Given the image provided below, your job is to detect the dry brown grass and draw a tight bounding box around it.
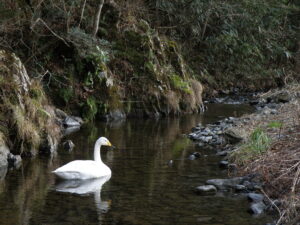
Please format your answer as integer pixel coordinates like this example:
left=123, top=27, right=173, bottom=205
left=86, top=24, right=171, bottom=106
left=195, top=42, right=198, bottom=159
left=230, top=85, right=300, bottom=224
left=190, top=79, right=204, bottom=110
left=163, top=90, right=180, bottom=114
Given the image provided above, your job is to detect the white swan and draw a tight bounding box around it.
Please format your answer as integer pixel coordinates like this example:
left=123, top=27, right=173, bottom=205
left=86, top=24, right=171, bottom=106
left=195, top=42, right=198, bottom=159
left=52, top=137, right=113, bottom=180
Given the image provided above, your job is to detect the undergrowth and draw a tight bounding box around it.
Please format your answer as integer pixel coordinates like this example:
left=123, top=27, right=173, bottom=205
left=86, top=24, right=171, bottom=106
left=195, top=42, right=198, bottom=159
left=230, top=128, right=271, bottom=165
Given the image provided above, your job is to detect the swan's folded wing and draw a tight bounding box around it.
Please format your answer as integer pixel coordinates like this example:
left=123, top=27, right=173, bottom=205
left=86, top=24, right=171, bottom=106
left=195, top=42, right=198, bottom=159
left=52, top=170, right=83, bottom=180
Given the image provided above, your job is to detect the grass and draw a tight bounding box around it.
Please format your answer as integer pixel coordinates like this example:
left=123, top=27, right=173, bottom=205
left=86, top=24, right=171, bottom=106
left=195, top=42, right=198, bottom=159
left=230, top=128, right=271, bottom=165
left=169, top=74, right=191, bottom=94
left=12, top=105, right=41, bottom=150
left=267, top=121, right=283, bottom=128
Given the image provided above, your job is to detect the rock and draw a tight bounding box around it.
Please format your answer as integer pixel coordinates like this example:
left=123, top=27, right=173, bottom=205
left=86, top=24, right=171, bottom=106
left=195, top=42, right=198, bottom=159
left=63, top=140, right=75, bottom=151
left=203, top=136, right=212, bottom=143
left=263, top=107, right=271, bottom=115
left=197, top=142, right=204, bottom=147
left=243, top=181, right=254, bottom=190
left=107, top=109, right=126, bottom=121
left=250, top=202, right=266, bottom=215
left=63, top=116, right=81, bottom=127
left=219, top=160, right=229, bottom=169
left=275, top=91, right=291, bottom=103
left=223, top=129, right=243, bottom=144
left=63, top=126, right=80, bottom=136
left=7, top=153, right=22, bottom=167
left=192, top=152, right=201, bottom=158
left=234, top=185, right=247, bottom=192
left=167, top=160, right=173, bottom=166
left=0, top=166, right=7, bottom=180
left=249, top=99, right=259, bottom=105
left=195, top=185, right=217, bottom=194
left=0, top=143, right=9, bottom=168
left=191, top=126, right=201, bottom=132
left=206, top=177, right=245, bottom=190
left=248, top=193, right=264, bottom=202
left=39, top=134, right=58, bottom=155
left=270, top=109, right=278, bottom=114
left=216, top=151, right=228, bottom=156
left=55, top=108, right=68, bottom=119
left=189, top=155, right=196, bottom=160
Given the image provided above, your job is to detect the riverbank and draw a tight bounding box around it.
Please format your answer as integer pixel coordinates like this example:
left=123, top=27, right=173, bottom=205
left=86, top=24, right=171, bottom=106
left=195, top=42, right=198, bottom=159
left=189, top=84, right=300, bottom=224
left=229, top=85, right=300, bottom=224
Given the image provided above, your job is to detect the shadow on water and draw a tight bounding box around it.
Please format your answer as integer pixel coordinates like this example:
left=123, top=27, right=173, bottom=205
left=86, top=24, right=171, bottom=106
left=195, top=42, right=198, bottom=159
left=0, top=104, right=274, bottom=225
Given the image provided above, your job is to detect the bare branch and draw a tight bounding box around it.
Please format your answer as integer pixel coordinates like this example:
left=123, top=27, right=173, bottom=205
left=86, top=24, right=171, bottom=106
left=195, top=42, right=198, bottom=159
left=78, top=0, right=87, bottom=28
left=31, top=18, right=69, bottom=47
left=93, top=0, right=105, bottom=38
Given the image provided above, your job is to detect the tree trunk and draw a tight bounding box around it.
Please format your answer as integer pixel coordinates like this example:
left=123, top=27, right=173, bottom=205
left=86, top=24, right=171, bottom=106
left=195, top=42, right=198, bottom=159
left=92, top=0, right=105, bottom=38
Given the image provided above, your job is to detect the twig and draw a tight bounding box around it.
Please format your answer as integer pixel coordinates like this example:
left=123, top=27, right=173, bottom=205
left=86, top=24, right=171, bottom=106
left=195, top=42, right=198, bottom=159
left=261, top=188, right=282, bottom=216
left=276, top=210, right=286, bottom=225
left=291, top=165, right=300, bottom=193
left=31, top=18, right=70, bottom=47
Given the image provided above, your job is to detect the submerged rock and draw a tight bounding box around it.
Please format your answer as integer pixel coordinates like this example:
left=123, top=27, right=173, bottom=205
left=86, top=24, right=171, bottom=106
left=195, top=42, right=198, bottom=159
left=250, top=202, right=266, bottom=215
left=216, top=150, right=228, bottom=156
left=247, top=193, right=264, bottom=203
left=234, top=185, right=247, bottom=192
left=189, top=154, right=196, bottom=160
left=7, top=153, right=22, bottom=168
left=63, top=140, right=75, bottom=151
left=192, top=152, right=201, bottom=158
left=63, top=116, right=82, bottom=127
left=0, top=143, right=9, bottom=168
left=219, top=160, right=229, bottom=169
left=39, top=134, right=58, bottom=155
left=206, top=177, right=245, bottom=190
left=195, top=185, right=217, bottom=194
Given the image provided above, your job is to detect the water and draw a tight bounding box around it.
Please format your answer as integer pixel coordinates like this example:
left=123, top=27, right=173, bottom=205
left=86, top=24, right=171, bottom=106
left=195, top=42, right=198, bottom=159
left=0, top=104, right=274, bottom=225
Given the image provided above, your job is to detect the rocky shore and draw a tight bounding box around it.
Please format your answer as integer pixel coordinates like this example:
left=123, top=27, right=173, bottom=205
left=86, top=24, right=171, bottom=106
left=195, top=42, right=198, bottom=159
left=188, top=86, right=300, bottom=224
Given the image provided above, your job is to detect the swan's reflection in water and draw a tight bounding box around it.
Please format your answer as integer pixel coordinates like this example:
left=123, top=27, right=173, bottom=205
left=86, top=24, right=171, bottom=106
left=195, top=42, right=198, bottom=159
left=55, top=175, right=111, bottom=214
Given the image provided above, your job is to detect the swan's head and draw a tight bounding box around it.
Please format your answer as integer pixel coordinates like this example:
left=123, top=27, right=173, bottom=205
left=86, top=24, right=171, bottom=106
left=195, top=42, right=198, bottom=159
left=97, top=137, right=112, bottom=147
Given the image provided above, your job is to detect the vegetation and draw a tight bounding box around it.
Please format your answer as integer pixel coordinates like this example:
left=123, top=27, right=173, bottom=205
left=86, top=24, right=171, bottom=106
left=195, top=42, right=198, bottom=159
left=147, top=0, right=299, bottom=90
left=0, top=0, right=298, bottom=120
left=0, top=50, right=60, bottom=156
left=230, top=128, right=271, bottom=165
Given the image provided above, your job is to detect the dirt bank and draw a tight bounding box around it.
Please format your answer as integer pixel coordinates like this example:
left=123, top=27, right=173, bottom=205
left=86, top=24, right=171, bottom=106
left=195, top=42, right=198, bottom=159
left=229, top=85, right=300, bottom=224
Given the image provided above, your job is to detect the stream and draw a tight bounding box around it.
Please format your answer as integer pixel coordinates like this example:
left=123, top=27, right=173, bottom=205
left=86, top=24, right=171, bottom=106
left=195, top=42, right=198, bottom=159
left=0, top=103, right=274, bottom=225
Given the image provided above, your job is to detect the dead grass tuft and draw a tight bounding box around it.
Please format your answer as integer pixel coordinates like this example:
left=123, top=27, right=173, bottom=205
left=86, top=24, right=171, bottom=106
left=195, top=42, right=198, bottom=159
left=163, top=90, right=179, bottom=114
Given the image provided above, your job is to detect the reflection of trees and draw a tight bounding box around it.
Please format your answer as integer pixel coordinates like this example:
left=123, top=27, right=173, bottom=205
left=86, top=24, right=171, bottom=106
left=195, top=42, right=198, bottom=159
left=0, top=114, right=208, bottom=225
left=0, top=156, right=57, bottom=225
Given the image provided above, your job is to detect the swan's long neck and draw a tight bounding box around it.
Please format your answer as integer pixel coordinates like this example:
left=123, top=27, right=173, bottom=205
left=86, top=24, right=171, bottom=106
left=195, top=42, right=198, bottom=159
left=94, top=141, right=103, bottom=163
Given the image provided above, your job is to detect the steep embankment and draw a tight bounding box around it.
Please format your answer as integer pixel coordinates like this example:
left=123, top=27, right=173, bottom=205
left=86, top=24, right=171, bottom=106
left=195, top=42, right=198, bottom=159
left=0, top=50, right=62, bottom=168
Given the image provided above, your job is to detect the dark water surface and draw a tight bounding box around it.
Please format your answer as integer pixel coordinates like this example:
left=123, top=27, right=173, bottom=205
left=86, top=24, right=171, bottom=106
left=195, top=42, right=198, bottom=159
left=0, top=104, right=274, bottom=225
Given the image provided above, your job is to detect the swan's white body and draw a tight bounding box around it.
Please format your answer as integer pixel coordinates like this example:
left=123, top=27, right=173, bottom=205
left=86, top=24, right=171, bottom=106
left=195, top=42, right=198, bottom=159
left=52, top=137, right=112, bottom=180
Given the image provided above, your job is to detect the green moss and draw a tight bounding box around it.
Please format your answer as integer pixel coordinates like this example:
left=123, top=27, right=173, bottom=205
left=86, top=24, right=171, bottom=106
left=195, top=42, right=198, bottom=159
left=169, top=74, right=191, bottom=94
